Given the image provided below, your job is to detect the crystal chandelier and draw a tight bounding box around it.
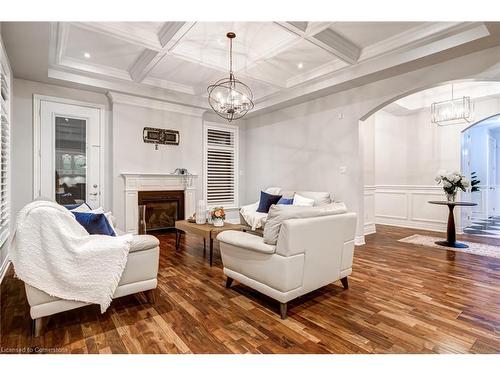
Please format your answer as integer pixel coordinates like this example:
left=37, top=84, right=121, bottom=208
left=207, top=32, right=254, bottom=122
left=431, top=84, right=473, bottom=126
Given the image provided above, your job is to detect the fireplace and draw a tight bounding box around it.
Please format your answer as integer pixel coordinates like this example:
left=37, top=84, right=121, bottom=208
left=138, top=190, right=185, bottom=234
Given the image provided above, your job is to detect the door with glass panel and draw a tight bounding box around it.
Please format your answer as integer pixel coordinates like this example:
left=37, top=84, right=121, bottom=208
left=37, top=99, right=102, bottom=208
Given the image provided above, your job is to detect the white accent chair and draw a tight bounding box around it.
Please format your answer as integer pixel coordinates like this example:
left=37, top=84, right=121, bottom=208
left=25, top=233, right=160, bottom=336
left=217, top=212, right=357, bottom=319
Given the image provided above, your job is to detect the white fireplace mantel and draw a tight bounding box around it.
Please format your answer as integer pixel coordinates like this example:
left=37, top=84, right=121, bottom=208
left=121, top=173, right=197, bottom=234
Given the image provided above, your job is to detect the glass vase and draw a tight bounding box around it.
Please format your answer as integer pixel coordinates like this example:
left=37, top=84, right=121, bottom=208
left=445, top=191, right=457, bottom=202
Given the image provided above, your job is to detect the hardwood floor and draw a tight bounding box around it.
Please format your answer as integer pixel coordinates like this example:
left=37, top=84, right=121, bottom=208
left=1, top=225, right=499, bottom=354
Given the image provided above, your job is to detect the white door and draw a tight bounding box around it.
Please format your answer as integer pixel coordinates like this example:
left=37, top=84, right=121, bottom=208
left=37, top=99, right=102, bottom=208
left=487, top=136, right=497, bottom=218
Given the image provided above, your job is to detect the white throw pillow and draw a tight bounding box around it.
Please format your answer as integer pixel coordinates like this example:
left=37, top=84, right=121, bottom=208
left=69, top=203, right=93, bottom=213
left=292, top=193, right=315, bottom=207
left=296, top=191, right=332, bottom=206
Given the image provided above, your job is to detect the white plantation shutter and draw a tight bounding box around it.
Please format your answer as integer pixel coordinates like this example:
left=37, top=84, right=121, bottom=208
left=204, top=124, right=238, bottom=208
left=0, top=58, right=10, bottom=246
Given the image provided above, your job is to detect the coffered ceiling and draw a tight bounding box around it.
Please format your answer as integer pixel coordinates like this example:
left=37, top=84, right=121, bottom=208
left=3, top=21, right=500, bottom=116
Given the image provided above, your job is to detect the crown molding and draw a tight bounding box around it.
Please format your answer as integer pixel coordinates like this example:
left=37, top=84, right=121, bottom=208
left=311, top=28, right=361, bottom=64
left=360, top=22, right=487, bottom=61
left=107, top=91, right=207, bottom=117
left=142, top=76, right=195, bottom=95
left=72, top=22, right=163, bottom=51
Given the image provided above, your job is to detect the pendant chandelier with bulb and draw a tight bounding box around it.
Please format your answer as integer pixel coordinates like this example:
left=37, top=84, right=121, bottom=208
left=207, top=32, right=254, bottom=122
left=431, top=84, right=474, bottom=126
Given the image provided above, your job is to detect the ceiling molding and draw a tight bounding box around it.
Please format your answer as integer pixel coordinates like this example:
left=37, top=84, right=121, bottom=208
left=158, top=22, right=195, bottom=48
left=276, top=21, right=360, bottom=64
left=142, top=76, right=195, bottom=95
left=287, top=22, right=308, bottom=32
left=57, top=57, right=133, bottom=81
left=310, top=28, right=361, bottom=64
left=55, top=23, right=70, bottom=65
left=48, top=68, right=209, bottom=109
left=128, top=22, right=196, bottom=84
left=251, top=24, right=497, bottom=115
left=360, top=22, right=485, bottom=60
left=107, top=91, right=207, bottom=117
left=72, top=22, right=163, bottom=51
left=129, top=49, right=163, bottom=82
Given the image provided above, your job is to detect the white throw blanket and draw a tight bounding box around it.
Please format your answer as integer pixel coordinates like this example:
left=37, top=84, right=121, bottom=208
left=10, top=200, right=133, bottom=313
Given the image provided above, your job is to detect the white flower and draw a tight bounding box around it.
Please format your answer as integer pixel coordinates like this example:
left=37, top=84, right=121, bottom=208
left=435, top=176, right=442, bottom=183
left=443, top=180, right=452, bottom=188
left=453, top=174, right=460, bottom=183
left=446, top=173, right=455, bottom=182
left=462, top=178, right=470, bottom=188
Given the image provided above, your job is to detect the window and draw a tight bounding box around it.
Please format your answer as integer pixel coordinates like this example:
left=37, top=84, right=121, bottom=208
left=0, top=57, right=10, bottom=247
left=204, top=123, right=239, bottom=209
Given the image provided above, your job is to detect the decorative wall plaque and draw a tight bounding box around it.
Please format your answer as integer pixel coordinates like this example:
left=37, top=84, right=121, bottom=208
left=143, top=127, right=180, bottom=145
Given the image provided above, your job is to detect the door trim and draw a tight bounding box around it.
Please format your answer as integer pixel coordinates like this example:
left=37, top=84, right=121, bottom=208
left=33, top=95, right=106, bottom=208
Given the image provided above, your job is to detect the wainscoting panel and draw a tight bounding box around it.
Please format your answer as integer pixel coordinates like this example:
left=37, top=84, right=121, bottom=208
left=364, top=186, right=376, bottom=235
left=365, top=185, right=455, bottom=233
left=374, top=190, right=408, bottom=220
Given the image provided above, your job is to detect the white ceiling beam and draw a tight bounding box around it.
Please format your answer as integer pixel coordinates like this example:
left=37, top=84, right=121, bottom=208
left=158, top=22, right=195, bottom=48
left=129, top=49, right=163, bottom=83
left=309, top=28, right=361, bottom=64
left=276, top=21, right=360, bottom=64
left=72, top=22, right=163, bottom=50
left=128, top=22, right=196, bottom=83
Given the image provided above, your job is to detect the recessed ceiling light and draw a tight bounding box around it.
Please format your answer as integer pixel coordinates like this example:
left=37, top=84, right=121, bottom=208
left=297, top=62, right=304, bottom=69
left=83, top=52, right=91, bottom=59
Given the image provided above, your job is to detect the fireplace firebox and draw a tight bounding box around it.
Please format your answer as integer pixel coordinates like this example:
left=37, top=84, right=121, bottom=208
left=138, top=190, right=184, bottom=234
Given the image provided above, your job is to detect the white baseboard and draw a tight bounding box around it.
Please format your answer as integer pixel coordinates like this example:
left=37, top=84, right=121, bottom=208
left=0, top=258, right=11, bottom=285
left=364, top=223, right=376, bottom=236
left=354, top=235, right=365, bottom=246
left=375, top=217, right=447, bottom=233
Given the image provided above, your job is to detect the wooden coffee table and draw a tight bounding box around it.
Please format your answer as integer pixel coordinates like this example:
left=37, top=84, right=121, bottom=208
left=174, top=220, right=246, bottom=266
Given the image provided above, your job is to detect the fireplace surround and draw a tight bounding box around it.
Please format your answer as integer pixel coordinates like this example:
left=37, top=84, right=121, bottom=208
left=121, top=173, right=197, bottom=234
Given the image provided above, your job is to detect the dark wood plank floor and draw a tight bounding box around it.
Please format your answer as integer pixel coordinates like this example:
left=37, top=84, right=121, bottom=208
left=1, top=225, right=499, bottom=354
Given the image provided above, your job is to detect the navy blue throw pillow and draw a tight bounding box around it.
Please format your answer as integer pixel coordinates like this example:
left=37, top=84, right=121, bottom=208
left=256, top=191, right=282, bottom=213
left=277, top=197, right=294, bottom=205
left=72, top=212, right=116, bottom=236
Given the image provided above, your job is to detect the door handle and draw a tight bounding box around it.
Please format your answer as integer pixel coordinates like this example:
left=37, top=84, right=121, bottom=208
left=89, top=192, right=98, bottom=196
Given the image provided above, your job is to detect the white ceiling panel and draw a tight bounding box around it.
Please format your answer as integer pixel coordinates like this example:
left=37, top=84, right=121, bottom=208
left=171, top=22, right=297, bottom=72
left=65, top=25, right=146, bottom=70
left=330, top=22, right=427, bottom=48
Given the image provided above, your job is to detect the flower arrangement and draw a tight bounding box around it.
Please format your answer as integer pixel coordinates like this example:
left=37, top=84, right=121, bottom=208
left=210, top=207, right=225, bottom=226
left=435, top=170, right=470, bottom=202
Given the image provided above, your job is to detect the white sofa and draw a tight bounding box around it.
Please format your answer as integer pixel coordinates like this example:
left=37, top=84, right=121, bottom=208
left=25, top=233, right=160, bottom=336
left=239, top=188, right=335, bottom=232
left=217, top=211, right=357, bottom=319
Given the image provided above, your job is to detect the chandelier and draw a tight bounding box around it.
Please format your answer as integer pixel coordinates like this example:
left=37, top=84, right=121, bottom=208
left=207, top=32, right=254, bottom=122
left=431, top=84, right=473, bottom=126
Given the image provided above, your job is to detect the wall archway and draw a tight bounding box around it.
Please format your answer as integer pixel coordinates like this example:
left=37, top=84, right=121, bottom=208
left=359, top=79, right=500, bottom=238
left=359, top=78, right=500, bottom=122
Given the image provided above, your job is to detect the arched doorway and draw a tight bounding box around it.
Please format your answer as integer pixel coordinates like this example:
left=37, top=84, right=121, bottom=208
left=360, top=81, right=500, bottom=238
left=461, top=113, right=500, bottom=237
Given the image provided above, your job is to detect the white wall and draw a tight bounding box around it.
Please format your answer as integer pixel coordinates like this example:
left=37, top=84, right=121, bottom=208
left=362, top=96, right=500, bottom=232
left=111, top=103, right=204, bottom=229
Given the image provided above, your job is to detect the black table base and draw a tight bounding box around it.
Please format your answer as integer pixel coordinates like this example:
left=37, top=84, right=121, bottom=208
left=434, top=240, right=469, bottom=249
left=428, top=200, right=477, bottom=250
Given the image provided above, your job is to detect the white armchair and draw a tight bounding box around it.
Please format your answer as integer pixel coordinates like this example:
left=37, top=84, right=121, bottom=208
left=217, top=212, right=357, bottom=319
left=25, top=234, right=160, bottom=336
